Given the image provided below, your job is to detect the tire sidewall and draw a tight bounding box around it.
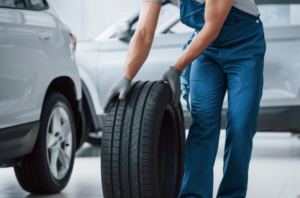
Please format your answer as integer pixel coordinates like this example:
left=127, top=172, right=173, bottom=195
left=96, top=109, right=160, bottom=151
left=146, top=83, right=174, bottom=197
left=150, top=83, right=186, bottom=198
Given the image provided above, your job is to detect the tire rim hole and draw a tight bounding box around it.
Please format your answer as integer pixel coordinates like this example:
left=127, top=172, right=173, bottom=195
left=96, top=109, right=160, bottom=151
left=158, top=106, right=178, bottom=197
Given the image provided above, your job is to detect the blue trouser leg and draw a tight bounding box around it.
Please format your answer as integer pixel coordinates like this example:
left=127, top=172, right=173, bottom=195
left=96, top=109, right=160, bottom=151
left=179, top=48, right=264, bottom=198
left=178, top=1, right=266, bottom=197
left=179, top=52, right=227, bottom=198
left=216, top=44, right=264, bottom=198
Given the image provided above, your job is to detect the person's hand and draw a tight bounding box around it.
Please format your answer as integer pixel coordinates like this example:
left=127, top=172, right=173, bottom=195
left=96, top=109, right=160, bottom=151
left=103, top=76, right=131, bottom=113
left=158, top=66, right=182, bottom=107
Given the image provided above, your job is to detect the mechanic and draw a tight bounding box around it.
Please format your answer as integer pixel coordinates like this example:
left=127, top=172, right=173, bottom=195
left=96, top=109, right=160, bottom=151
left=103, top=0, right=266, bottom=197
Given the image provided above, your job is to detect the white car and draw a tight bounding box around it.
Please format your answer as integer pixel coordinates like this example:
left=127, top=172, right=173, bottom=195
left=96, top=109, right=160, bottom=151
left=0, top=0, right=84, bottom=194
left=77, top=1, right=300, bottom=145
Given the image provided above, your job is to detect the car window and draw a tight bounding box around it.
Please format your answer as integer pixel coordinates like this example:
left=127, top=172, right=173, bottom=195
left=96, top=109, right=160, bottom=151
left=0, top=0, right=25, bottom=8
left=258, top=4, right=300, bottom=27
left=131, top=3, right=178, bottom=33
left=166, top=4, right=300, bottom=34
left=29, top=0, right=47, bottom=10
left=0, top=0, right=48, bottom=10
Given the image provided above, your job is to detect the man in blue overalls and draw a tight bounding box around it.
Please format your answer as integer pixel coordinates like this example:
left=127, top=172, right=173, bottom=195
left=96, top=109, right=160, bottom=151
left=103, top=0, right=266, bottom=197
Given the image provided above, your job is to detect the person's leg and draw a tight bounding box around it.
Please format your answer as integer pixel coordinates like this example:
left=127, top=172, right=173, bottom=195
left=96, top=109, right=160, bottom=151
left=179, top=53, right=226, bottom=198
left=216, top=48, right=264, bottom=198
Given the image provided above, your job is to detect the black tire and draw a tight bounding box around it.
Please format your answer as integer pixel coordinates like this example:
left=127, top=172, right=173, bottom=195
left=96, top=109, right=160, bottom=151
left=86, top=132, right=102, bottom=146
left=101, top=81, right=185, bottom=198
left=14, top=92, right=76, bottom=194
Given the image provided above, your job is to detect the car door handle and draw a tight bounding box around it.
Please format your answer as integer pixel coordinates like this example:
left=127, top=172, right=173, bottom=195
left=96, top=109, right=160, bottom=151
left=37, top=31, right=51, bottom=40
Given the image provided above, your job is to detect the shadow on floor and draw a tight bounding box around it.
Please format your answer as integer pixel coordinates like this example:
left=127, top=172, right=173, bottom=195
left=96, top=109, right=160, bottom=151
left=75, top=143, right=101, bottom=157
left=26, top=194, right=66, bottom=198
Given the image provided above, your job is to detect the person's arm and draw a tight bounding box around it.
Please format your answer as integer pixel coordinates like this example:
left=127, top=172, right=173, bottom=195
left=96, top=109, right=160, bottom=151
left=157, top=0, right=233, bottom=106
left=172, top=0, right=234, bottom=72
left=103, top=1, right=161, bottom=112
left=122, top=1, right=162, bottom=79
left=103, top=0, right=234, bottom=112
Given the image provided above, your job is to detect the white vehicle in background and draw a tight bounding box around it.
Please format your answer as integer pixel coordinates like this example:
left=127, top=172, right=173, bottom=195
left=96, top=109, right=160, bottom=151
left=0, top=0, right=84, bottom=194
left=77, top=1, right=300, bottom=146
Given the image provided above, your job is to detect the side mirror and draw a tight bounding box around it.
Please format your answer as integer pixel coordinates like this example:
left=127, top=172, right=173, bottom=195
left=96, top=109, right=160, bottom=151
left=116, top=20, right=131, bottom=40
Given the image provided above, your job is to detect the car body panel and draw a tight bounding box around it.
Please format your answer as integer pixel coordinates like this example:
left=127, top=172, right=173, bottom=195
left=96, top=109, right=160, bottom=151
left=77, top=67, right=102, bottom=115
left=0, top=121, right=39, bottom=161
left=76, top=42, right=102, bottom=114
left=260, top=26, right=300, bottom=107
left=0, top=3, right=81, bottom=129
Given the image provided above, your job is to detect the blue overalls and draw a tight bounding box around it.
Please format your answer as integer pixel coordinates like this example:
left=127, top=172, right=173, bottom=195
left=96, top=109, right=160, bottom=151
left=178, top=0, right=266, bottom=198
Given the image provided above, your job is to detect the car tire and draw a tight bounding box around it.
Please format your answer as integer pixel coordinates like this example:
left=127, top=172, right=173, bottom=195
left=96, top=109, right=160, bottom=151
left=14, top=92, right=76, bottom=194
left=101, top=81, right=185, bottom=198
left=86, top=132, right=102, bottom=146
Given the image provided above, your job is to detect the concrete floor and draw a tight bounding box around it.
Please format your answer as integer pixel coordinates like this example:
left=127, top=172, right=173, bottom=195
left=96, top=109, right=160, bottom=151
left=0, top=130, right=300, bottom=198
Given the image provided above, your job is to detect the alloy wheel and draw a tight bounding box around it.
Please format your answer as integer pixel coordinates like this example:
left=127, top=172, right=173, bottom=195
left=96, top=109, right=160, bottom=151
left=46, top=103, right=73, bottom=180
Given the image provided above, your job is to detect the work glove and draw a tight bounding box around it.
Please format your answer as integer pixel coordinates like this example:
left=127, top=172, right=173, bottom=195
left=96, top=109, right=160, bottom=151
left=103, top=76, right=131, bottom=113
left=158, top=66, right=182, bottom=107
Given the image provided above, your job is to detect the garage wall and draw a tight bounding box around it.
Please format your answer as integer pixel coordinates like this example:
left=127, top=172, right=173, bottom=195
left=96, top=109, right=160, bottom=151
left=50, top=1, right=300, bottom=41
left=50, top=0, right=142, bottom=41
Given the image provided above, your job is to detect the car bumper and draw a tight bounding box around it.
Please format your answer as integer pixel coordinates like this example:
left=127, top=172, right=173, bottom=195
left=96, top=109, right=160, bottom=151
left=183, top=106, right=300, bottom=132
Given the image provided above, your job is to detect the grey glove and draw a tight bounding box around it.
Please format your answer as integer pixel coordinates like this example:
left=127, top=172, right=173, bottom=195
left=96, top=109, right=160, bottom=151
left=103, top=76, right=131, bottom=113
left=158, top=66, right=182, bottom=107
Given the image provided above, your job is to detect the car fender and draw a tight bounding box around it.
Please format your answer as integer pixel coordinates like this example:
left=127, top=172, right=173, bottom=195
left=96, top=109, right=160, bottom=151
left=78, top=67, right=102, bottom=115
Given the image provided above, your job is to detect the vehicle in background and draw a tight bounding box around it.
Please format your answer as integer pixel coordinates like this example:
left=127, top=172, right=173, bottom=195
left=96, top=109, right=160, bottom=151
left=0, top=0, right=84, bottom=194
left=76, top=1, right=300, bottom=146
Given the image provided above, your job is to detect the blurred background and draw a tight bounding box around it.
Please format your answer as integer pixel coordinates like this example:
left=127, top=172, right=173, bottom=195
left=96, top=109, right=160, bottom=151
left=52, top=1, right=300, bottom=40
left=52, top=0, right=142, bottom=41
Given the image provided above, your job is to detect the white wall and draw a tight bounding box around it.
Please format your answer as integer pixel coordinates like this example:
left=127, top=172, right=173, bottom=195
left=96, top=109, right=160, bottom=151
left=51, top=0, right=142, bottom=41
left=51, top=1, right=300, bottom=40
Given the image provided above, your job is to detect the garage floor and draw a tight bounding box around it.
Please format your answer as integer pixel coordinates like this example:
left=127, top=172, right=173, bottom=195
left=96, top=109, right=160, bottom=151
left=0, top=130, right=300, bottom=198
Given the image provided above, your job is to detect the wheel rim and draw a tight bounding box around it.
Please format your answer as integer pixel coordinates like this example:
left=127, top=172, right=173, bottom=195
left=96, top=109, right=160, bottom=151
left=46, top=103, right=73, bottom=180
left=88, top=131, right=102, bottom=139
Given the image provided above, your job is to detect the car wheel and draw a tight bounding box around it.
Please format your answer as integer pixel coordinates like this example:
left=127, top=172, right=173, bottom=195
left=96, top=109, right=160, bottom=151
left=101, top=81, right=186, bottom=198
left=14, top=92, right=76, bottom=194
left=86, top=131, right=102, bottom=146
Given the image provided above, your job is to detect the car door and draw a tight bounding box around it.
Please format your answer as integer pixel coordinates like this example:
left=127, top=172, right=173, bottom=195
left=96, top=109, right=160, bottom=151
left=97, top=3, right=194, bottom=108
left=0, top=0, right=53, bottom=129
